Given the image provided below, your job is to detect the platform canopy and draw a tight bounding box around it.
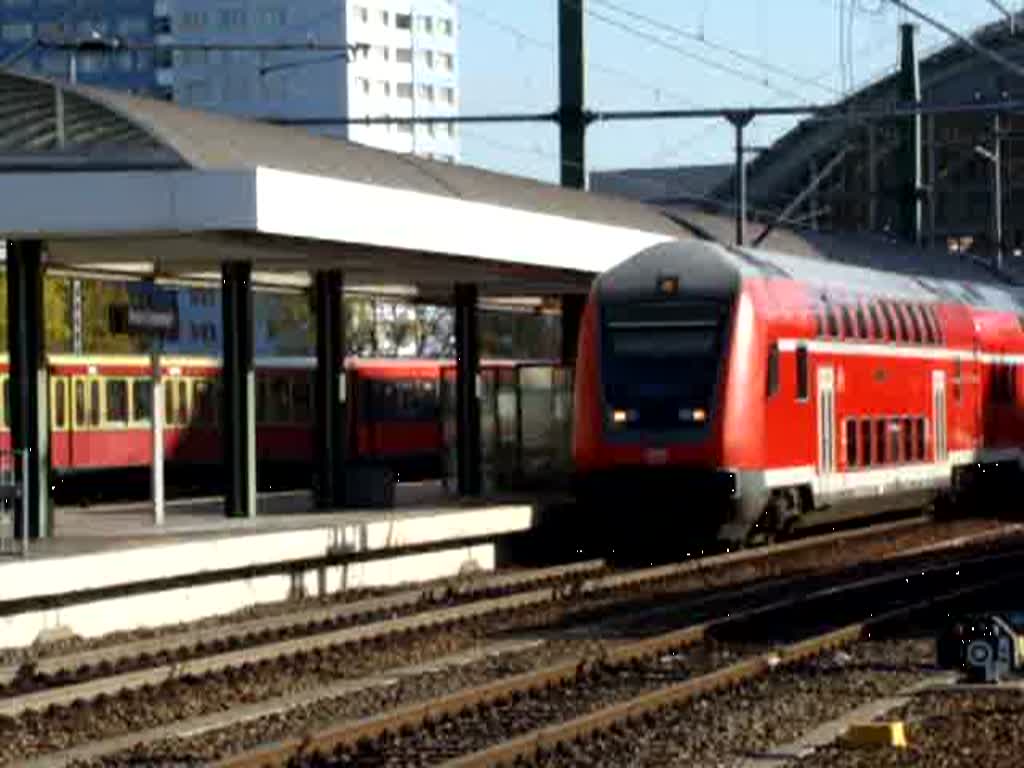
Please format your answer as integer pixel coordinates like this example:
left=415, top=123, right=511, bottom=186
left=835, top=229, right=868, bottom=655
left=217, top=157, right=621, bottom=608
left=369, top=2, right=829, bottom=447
left=0, top=69, right=699, bottom=300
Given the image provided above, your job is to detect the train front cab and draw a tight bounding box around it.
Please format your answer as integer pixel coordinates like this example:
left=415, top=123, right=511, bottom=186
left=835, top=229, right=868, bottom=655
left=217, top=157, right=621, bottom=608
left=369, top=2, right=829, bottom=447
left=572, top=241, right=757, bottom=549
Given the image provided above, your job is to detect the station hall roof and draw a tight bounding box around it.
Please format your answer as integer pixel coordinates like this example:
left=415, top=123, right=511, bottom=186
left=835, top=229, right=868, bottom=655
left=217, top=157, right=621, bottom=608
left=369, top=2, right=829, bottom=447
left=0, top=69, right=696, bottom=299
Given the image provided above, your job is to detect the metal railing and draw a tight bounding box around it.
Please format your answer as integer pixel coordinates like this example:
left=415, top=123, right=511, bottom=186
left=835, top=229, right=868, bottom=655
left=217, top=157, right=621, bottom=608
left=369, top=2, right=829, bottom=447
left=0, top=449, right=29, bottom=556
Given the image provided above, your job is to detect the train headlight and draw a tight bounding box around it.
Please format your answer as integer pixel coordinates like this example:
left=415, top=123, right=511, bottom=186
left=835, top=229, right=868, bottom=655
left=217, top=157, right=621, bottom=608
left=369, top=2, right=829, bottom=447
left=692, top=408, right=707, bottom=422
left=612, top=409, right=629, bottom=424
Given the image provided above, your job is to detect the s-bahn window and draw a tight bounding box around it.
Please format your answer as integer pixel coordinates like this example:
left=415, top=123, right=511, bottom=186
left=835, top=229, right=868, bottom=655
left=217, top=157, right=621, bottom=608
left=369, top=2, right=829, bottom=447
left=164, top=380, right=175, bottom=426
left=53, top=379, right=66, bottom=429
left=256, top=379, right=269, bottom=424
left=766, top=344, right=779, bottom=397
left=845, top=419, right=858, bottom=467
left=177, top=380, right=188, bottom=424
left=839, top=305, right=855, bottom=339
left=880, top=302, right=898, bottom=341
left=854, top=304, right=869, bottom=339
left=133, top=379, right=150, bottom=422
left=193, top=380, right=216, bottom=425
left=916, top=417, right=926, bottom=460
left=269, top=377, right=291, bottom=423
left=75, top=380, right=87, bottom=428
left=875, top=419, right=887, bottom=464
left=293, top=376, right=311, bottom=423
left=89, top=380, right=101, bottom=427
left=796, top=345, right=809, bottom=400
left=105, top=379, right=128, bottom=424
left=903, top=417, right=914, bottom=462
left=929, top=306, right=944, bottom=343
left=907, top=305, right=924, bottom=344
left=860, top=418, right=873, bottom=467
left=2, top=378, right=8, bottom=429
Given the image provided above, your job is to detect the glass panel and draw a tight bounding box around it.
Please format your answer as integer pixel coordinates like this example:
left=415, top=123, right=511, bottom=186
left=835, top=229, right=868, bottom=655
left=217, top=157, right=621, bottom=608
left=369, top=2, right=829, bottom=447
left=293, top=375, right=311, bottom=422
left=875, top=419, right=887, bottom=463
left=903, top=417, right=914, bottom=462
left=270, top=376, right=290, bottom=422
left=194, top=380, right=216, bottom=425
left=860, top=419, right=872, bottom=467
left=916, top=417, right=926, bottom=460
left=177, top=380, right=188, bottom=424
left=133, top=379, right=151, bottom=422
left=54, top=379, right=66, bottom=429
left=164, top=380, right=175, bottom=426
left=845, top=419, right=857, bottom=467
left=89, top=380, right=101, bottom=426
left=75, top=380, right=86, bottom=427
left=2, top=378, right=7, bottom=429
left=105, top=379, right=128, bottom=423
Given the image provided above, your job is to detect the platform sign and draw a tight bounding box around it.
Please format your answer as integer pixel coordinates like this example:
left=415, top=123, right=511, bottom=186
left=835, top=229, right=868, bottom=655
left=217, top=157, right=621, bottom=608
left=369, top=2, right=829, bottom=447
left=110, top=285, right=179, bottom=337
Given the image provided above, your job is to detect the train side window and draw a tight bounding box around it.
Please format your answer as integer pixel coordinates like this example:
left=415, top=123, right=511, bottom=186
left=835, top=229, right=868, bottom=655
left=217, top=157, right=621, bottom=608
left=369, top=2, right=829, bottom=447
left=1, top=377, right=6, bottom=429
left=928, top=306, right=944, bottom=344
left=875, top=419, right=887, bottom=464
left=888, top=420, right=901, bottom=463
left=907, top=305, right=924, bottom=344
left=920, top=305, right=937, bottom=345
left=839, top=305, right=855, bottom=339
left=194, top=380, right=216, bottom=425
left=845, top=419, right=858, bottom=468
left=105, top=379, right=128, bottom=424
left=860, top=418, right=873, bottom=467
left=293, top=375, right=312, bottom=422
left=814, top=310, right=824, bottom=338
left=164, top=380, right=175, bottom=426
left=53, top=379, right=67, bottom=429
left=177, top=380, right=188, bottom=424
left=256, top=378, right=269, bottom=424
left=133, top=379, right=151, bottom=422
left=270, top=377, right=290, bottom=423
left=854, top=304, right=869, bottom=339
left=866, top=303, right=883, bottom=340
left=903, top=416, right=914, bottom=462
left=880, top=302, right=898, bottom=341
left=766, top=344, right=779, bottom=397
left=75, top=380, right=87, bottom=428
left=893, top=303, right=910, bottom=343
left=795, top=345, right=809, bottom=401
left=826, top=305, right=840, bottom=338
left=915, top=416, right=926, bottom=460
left=89, top=380, right=101, bottom=427
left=953, top=357, right=963, bottom=402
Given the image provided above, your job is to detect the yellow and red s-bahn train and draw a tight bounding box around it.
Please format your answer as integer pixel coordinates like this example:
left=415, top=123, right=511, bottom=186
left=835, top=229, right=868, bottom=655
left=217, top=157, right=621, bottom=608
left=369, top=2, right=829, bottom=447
left=0, top=354, right=451, bottom=492
left=573, top=239, right=1024, bottom=546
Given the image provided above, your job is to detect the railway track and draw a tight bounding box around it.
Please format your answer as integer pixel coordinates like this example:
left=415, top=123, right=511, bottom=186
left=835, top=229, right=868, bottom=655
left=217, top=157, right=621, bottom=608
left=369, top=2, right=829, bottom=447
left=5, top=516, right=1018, bottom=766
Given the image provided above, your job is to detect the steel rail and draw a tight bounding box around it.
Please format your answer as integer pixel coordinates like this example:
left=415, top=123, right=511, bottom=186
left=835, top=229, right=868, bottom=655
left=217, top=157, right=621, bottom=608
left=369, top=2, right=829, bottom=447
left=213, top=540, right=1024, bottom=768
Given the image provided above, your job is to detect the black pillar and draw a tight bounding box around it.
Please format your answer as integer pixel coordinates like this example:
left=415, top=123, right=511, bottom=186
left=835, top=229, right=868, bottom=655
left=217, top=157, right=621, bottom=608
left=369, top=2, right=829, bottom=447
left=454, top=283, right=481, bottom=497
left=897, top=22, right=922, bottom=245
left=558, top=0, right=586, bottom=189
left=221, top=261, right=255, bottom=518
left=560, top=293, right=585, bottom=366
left=314, top=269, right=346, bottom=508
left=7, top=240, right=49, bottom=539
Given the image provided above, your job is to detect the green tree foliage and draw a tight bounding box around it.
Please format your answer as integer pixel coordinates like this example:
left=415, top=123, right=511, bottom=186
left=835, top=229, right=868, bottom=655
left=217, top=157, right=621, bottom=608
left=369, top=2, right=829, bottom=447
left=0, top=272, right=77, bottom=352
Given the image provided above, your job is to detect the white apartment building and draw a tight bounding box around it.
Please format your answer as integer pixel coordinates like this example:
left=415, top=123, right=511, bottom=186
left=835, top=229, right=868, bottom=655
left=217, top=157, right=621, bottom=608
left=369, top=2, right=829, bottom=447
left=168, top=0, right=460, bottom=161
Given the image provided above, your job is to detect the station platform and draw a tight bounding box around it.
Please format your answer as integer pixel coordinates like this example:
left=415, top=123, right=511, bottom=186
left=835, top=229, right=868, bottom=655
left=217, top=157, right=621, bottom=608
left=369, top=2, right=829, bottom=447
left=0, top=482, right=538, bottom=649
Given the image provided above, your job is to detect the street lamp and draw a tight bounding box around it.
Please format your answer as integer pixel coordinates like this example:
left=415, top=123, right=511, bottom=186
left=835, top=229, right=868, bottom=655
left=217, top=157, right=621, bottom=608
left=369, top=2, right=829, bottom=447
left=974, top=119, right=1004, bottom=272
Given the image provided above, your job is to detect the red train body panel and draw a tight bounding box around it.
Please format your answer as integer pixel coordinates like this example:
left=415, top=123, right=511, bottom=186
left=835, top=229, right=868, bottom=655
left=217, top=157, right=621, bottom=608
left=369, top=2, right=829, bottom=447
left=573, top=240, right=1024, bottom=543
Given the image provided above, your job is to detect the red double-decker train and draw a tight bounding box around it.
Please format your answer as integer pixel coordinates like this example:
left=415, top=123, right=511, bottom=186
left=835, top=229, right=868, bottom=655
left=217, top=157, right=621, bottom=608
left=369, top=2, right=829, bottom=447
left=573, top=239, right=1024, bottom=546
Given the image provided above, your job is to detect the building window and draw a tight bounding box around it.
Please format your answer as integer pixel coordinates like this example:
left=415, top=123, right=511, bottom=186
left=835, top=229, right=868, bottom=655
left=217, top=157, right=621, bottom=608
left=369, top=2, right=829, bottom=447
left=396, top=13, right=412, bottom=29
left=446, top=122, right=455, bottom=138
left=255, top=8, right=287, bottom=27
left=417, top=83, right=434, bottom=100
left=117, top=17, right=149, bottom=37
left=418, top=15, right=433, bottom=33
left=354, top=5, right=368, bottom=23
left=397, top=122, right=413, bottom=134
left=374, top=45, right=390, bottom=61
left=218, top=8, right=246, bottom=30
left=377, top=80, right=391, bottom=97
left=441, top=86, right=455, bottom=104
left=440, top=52, right=454, bottom=71
left=396, top=82, right=413, bottom=99
left=396, top=48, right=412, bottom=63
left=440, top=18, right=453, bottom=35
left=419, top=50, right=434, bottom=68
left=355, top=76, right=370, bottom=94
left=179, top=11, right=208, bottom=31
left=1, top=23, right=33, bottom=42
left=379, top=9, right=390, bottom=25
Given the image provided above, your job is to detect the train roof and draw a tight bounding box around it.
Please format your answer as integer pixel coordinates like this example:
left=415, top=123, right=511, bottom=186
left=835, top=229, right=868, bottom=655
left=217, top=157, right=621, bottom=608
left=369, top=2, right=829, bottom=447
left=601, top=239, right=1024, bottom=314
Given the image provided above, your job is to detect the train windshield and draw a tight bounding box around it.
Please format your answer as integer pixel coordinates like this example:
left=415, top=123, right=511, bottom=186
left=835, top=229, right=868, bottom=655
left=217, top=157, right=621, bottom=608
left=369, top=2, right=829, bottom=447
left=601, top=303, right=727, bottom=430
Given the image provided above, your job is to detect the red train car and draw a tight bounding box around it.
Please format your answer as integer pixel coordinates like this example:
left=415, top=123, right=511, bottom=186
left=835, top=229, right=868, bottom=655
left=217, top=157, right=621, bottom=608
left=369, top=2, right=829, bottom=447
left=0, top=355, right=449, bottom=488
left=573, top=240, right=1024, bottom=546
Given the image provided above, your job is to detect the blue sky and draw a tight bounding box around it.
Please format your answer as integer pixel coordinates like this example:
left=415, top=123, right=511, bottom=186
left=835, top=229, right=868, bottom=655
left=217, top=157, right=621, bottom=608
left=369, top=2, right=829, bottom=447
left=456, top=0, right=1007, bottom=183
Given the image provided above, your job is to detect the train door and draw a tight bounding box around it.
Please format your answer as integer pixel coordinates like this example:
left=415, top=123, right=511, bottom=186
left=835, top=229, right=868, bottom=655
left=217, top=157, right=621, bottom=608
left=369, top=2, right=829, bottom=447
left=70, top=375, right=101, bottom=468
left=816, top=366, right=835, bottom=475
left=932, top=370, right=948, bottom=462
